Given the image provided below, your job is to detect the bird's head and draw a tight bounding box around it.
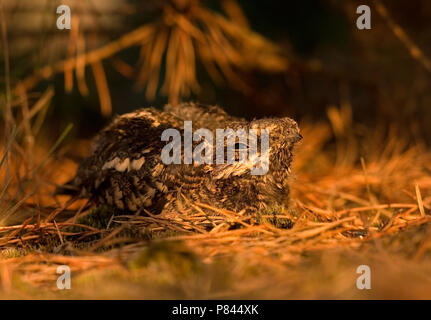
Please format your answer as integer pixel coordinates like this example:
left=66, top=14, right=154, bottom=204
left=207, top=117, right=302, bottom=179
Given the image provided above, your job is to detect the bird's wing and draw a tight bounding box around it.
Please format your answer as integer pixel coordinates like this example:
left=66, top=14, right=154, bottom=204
left=163, top=102, right=244, bottom=131
left=56, top=108, right=182, bottom=210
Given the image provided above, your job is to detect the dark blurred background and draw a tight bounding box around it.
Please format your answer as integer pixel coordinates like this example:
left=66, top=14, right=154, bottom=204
left=1, top=0, right=431, bottom=143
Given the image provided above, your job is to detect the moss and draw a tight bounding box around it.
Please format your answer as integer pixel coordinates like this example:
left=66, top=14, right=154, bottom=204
left=256, top=204, right=295, bottom=229
left=63, top=206, right=123, bottom=245
left=76, top=205, right=119, bottom=230
left=0, top=247, right=29, bottom=259
left=140, top=228, right=187, bottom=240
left=128, top=241, right=201, bottom=276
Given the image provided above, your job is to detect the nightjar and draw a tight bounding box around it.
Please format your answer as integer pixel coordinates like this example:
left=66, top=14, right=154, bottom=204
left=56, top=103, right=302, bottom=214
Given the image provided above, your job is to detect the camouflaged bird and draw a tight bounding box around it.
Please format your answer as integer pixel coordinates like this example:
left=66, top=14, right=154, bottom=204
left=56, top=103, right=302, bottom=214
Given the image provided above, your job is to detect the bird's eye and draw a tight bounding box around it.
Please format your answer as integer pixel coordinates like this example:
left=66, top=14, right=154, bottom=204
left=234, top=143, right=248, bottom=150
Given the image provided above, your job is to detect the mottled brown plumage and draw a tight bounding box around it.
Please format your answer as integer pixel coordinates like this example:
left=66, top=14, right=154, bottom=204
left=57, top=102, right=302, bottom=214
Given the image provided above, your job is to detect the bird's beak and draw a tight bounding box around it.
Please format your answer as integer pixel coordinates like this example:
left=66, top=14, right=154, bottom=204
left=294, top=133, right=303, bottom=143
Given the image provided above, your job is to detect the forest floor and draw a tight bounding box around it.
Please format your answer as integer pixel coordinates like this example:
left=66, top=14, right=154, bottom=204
left=0, top=118, right=431, bottom=299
